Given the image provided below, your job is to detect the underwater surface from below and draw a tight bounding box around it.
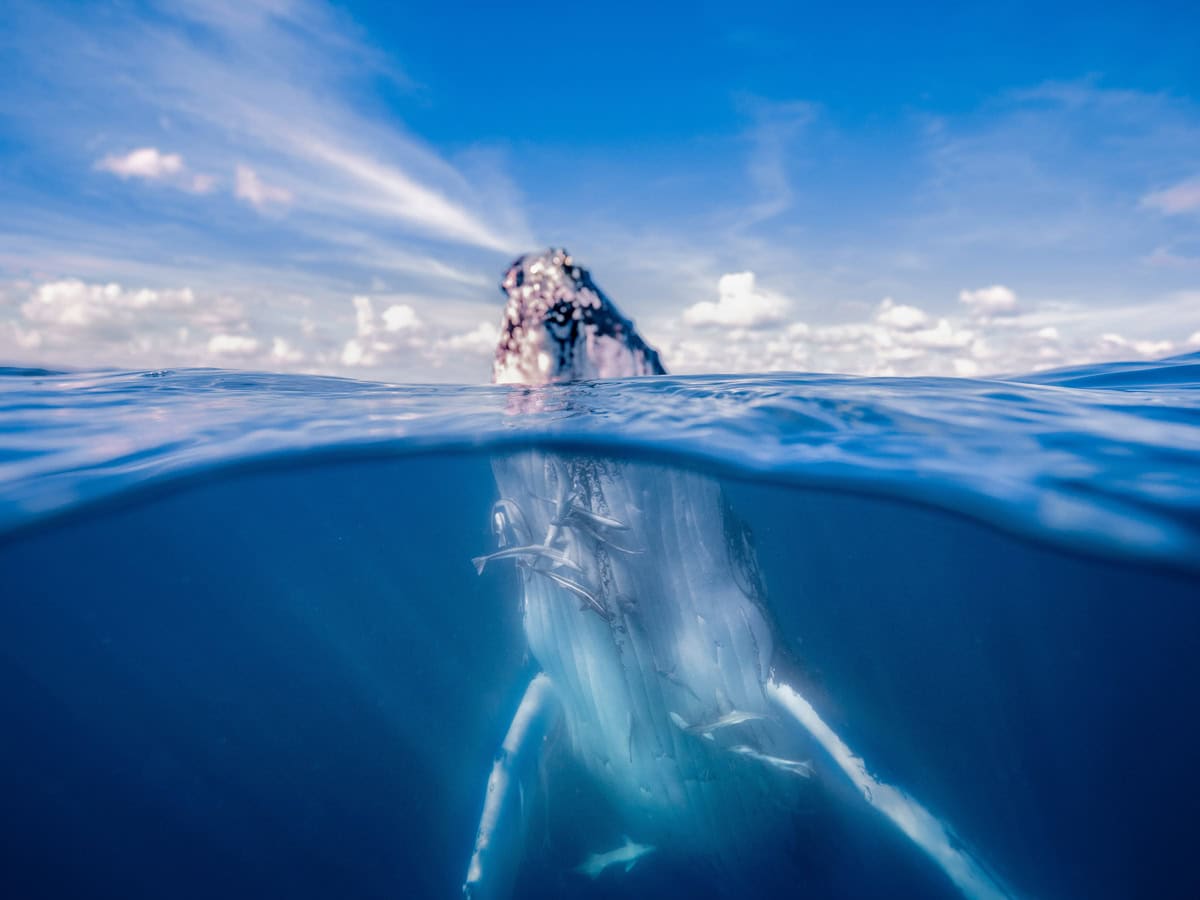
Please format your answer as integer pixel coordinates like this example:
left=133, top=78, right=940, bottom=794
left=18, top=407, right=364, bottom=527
left=1, top=355, right=1198, bottom=898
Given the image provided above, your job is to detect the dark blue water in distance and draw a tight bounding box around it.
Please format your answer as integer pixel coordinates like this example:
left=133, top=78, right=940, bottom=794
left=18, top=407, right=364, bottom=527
left=1, top=354, right=1198, bottom=899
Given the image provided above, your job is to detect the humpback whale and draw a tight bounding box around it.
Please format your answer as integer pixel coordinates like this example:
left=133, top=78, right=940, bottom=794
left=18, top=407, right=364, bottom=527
left=464, top=249, right=1016, bottom=899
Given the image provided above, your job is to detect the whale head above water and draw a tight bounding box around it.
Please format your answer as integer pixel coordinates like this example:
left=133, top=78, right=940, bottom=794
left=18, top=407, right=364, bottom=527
left=493, top=247, right=666, bottom=385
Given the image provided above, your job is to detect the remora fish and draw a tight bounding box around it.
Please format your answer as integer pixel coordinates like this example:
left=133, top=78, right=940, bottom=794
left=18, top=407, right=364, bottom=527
left=556, top=502, right=630, bottom=532
left=530, top=567, right=610, bottom=621
left=728, top=743, right=815, bottom=778
left=669, top=709, right=769, bottom=736
left=574, top=835, right=656, bottom=879
left=463, top=249, right=1017, bottom=900
left=471, top=544, right=583, bottom=576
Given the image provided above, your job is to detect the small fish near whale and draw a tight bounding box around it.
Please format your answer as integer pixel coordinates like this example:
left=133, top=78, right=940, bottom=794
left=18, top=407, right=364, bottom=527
left=574, top=835, right=656, bottom=879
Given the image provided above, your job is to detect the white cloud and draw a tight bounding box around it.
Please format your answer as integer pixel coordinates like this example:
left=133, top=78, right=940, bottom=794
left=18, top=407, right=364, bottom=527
left=4, top=321, right=43, bottom=350
left=338, top=294, right=423, bottom=367
left=95, top=147, right=217, bottom=194
left=96, top=147, right=184, bottom=180
left=657, top=281, right=1197, bottom=378
left=6, top=269, right=1196, bottom=384
left=1137, top=339, right=1174, bottom=357
left=953, top=358, right=981, bottom=377
left=339, top=338, right=370, bottom=367
left=1, top=277, right=273, bottom=370
left=21, top=279, right=194, bottom=328
left=683, top=272, right=788, bottom=328
left=381, top=303, right=420, bottom=332
left=1141, top=176, right=1200, bottom=215
left=435, top=321, right=498, bottom=354
left=235, top=164, right=293, bottom=210
left=904, top=318, right=975, bottom=350
left=875, top=298, right=929, bottom=330
left=207, top=333, right=260, bottom=355
left=1097, top=332, right=1175, bottom=358
left=959, top=285, right=1018, bottom=315
left=270, top=336, right=304, bottom=363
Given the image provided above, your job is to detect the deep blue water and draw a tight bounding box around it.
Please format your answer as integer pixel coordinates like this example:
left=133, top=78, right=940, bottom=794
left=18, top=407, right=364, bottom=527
left=1, top=354, right=1199, bottom=899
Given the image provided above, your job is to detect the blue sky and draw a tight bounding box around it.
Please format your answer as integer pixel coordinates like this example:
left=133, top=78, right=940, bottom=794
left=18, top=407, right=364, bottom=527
left=1, top=0, right=1199, bottom=381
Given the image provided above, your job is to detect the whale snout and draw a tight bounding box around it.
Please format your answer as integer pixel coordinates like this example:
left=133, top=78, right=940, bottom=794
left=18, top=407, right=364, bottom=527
left=492, top=247, right=665, bottom=385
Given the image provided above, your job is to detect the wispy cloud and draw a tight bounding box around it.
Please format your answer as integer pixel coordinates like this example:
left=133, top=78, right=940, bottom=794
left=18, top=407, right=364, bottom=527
left=278, top=135, right=516, bottom=250
left=1144, top=245, right=1200, bottom=268
left=235, top=165, right=293, bottom=211
left=119, top=1, right=527, bottom=253
left=921, top=82, right=1200, bottom=253
left=1142, top=176, right=1200, bottom=215
left=3, top=0, right=530, bottom=273
left=735, top=96, right=817, bottom=229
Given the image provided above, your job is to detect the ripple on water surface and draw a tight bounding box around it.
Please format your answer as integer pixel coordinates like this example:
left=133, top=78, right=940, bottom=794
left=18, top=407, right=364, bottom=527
left=0, top=355, right=1198, bottom=570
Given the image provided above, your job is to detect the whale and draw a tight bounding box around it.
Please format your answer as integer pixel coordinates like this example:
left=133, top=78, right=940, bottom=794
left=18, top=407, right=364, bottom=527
left=463, top=249, right=1017, bottom=899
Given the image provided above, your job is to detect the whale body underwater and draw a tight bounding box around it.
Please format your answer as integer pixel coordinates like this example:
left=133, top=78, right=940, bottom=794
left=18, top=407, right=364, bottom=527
left=462, top=249, right=1017, bottom=900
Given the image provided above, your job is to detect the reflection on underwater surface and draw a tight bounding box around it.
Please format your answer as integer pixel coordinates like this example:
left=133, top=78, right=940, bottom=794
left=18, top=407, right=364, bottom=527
left=0, top=454, right=1196, bottom=899
left=1, top=357, right=1199, bottom=569
left=0, top=359, right=1198, bottom=898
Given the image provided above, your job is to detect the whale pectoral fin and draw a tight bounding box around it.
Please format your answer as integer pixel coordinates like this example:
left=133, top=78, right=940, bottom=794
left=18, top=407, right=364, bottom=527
left=765, top=677, right=1014, bottom=900
left=463, top=673, right=559, bottom=900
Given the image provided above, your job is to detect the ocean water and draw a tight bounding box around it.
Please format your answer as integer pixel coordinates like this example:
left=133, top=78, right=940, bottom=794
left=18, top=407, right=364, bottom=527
left=1, top=354, right=1198, bottom=899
